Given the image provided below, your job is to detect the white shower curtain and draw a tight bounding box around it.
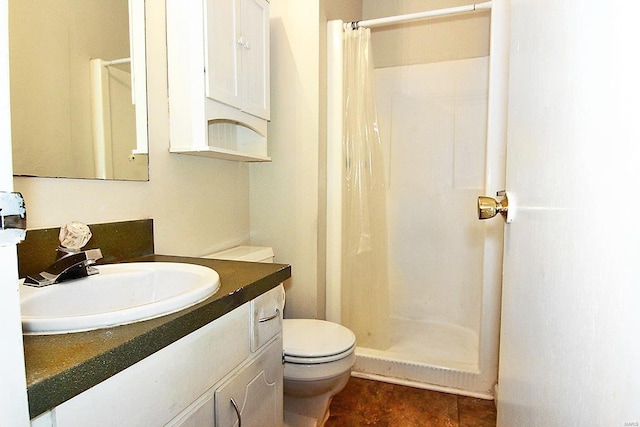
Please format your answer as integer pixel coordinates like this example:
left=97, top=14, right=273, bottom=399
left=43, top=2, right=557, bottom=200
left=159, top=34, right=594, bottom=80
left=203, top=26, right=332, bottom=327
left=341, top=27, right=389, bottom=350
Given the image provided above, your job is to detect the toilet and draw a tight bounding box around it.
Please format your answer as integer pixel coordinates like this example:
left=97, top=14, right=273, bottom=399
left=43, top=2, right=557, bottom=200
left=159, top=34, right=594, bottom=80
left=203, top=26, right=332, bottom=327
left=282, top=318, right=356, bottom=426
left=206, top=246, right=356, bottom=427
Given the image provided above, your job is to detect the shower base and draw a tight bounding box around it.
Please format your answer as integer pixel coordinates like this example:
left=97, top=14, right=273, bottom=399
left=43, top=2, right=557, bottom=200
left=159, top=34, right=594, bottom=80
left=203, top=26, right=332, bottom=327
left=352, top=318, right=494, bottom=399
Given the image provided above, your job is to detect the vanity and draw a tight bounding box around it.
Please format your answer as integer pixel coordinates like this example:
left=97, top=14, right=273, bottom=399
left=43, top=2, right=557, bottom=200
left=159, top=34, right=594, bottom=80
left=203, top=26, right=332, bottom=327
left=24, top=253, right=290, bottom=426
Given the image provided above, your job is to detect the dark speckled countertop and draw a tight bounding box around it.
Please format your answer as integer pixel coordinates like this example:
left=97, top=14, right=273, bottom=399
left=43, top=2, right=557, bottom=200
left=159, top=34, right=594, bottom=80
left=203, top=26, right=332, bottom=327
left=23, top=254, right=291, bottom=419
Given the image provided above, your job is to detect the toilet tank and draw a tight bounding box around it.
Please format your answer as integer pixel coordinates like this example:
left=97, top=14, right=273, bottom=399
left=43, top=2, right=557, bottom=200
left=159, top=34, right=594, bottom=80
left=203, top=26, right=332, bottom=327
left=205, top=246, right=275, bottom=263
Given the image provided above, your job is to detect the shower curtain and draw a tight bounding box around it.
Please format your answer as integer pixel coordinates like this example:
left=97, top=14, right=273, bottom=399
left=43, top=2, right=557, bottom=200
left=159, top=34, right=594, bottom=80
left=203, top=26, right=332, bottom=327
left=341, top=27, right=389, bottom=350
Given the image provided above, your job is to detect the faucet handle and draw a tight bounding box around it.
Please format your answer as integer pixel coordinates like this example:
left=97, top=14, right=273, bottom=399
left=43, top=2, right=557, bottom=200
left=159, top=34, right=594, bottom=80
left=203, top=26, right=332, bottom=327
left=59, top=221, right=92, bottom=252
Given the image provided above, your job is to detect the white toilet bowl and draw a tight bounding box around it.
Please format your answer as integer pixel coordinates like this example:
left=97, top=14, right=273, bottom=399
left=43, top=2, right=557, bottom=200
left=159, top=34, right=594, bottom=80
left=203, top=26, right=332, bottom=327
left=283, top=319, right=356, bottom=427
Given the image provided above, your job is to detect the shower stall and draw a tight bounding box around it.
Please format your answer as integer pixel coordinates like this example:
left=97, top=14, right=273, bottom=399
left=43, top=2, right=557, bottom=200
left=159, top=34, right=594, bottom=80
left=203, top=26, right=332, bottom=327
left=326, top=1, right=509, bottom=398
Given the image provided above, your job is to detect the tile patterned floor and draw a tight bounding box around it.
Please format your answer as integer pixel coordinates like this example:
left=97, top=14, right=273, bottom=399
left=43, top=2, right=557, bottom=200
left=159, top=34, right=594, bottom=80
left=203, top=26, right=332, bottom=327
left=325, top=377, right=496, bottom=427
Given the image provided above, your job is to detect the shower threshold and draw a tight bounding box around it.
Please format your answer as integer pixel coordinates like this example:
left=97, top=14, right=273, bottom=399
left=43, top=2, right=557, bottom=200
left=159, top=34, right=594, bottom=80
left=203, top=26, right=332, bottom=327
left=360, top=318, right=479, bottom=371
left=351, top=319, right=494, bottom=398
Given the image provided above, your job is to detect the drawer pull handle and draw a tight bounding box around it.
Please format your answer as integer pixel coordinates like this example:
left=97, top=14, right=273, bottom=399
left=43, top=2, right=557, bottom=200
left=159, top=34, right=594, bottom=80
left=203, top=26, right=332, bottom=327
left=258, top=308, right=280, bottom=323
left=230, top=397, right=242, bottom=427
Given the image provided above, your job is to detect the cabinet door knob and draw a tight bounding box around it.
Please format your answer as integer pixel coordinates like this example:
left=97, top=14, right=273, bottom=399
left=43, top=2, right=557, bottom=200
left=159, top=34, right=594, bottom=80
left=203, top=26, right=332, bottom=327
left=236, top=36, right=251, bottom=50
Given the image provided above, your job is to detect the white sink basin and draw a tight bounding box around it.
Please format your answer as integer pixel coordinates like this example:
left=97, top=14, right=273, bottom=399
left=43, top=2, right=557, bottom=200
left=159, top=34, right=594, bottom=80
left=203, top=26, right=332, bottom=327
left=20, top=262, right=220, bottom=335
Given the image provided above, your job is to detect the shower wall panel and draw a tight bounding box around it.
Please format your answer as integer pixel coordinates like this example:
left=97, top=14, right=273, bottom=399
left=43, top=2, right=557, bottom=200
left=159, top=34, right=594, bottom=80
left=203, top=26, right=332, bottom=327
left=375, top=57, right=489, bottom=333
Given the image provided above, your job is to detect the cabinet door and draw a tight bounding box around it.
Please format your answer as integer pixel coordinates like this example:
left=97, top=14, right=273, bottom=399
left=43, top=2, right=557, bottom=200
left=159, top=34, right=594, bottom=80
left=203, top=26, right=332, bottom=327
left=239, top=0, right=270, bottom=120
left=205, top=0, right=241, bottom=108
left=215, top=336, right=283, bottom=427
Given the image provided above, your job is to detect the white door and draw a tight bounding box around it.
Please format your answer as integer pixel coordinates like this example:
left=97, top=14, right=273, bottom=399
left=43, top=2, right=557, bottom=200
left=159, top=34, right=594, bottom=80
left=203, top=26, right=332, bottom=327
left=497, top=0, right=640, bottom=425
left=0, top=0, right=30, bottom=424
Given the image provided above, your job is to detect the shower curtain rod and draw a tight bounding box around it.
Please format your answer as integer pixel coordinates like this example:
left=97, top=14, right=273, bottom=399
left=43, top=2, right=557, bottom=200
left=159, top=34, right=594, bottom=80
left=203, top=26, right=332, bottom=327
left=347, top=1, right=492, bottom=30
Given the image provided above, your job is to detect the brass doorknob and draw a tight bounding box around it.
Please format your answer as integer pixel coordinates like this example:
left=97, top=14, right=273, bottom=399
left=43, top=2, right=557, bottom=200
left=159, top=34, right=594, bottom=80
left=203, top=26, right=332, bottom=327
left=478, top=191, right=510, bottom=222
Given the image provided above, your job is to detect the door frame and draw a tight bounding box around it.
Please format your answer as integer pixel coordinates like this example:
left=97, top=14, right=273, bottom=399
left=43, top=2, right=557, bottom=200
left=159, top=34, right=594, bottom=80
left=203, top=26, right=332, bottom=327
left=1, top=0, right=30, bottom=423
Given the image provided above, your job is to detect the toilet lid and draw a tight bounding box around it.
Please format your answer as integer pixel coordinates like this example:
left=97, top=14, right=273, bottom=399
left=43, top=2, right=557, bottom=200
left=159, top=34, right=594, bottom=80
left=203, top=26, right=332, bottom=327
left=283, top=319, right=356, bottom=359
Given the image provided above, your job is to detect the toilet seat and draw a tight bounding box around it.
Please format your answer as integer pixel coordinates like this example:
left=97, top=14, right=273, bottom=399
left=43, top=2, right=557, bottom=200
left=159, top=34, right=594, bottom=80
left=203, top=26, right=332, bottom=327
left=283, top=319, right=356, bottom=364
left=284, top=344, right=356, bottom=364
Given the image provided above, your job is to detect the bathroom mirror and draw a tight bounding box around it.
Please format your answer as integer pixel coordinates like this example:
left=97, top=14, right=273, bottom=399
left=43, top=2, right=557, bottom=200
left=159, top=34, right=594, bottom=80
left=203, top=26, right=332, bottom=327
left=8, top=0, right=149, bottom=181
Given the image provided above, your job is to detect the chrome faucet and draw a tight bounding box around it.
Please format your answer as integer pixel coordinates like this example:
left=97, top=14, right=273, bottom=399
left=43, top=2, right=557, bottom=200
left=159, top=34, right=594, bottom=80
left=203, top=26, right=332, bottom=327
left=24, top=248, right=103, bottom=287
left=23, top=221, right=104, bottom=287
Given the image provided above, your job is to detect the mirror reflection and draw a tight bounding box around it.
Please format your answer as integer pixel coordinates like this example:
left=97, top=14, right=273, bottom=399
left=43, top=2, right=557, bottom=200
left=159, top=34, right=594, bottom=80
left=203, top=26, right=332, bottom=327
left=9, top=0, right=149, bottom=181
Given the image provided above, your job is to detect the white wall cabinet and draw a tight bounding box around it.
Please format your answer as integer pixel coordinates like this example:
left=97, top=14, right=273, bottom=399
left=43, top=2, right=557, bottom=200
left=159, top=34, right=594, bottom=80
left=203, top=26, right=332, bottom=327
left=32, top=285, right=285, bottom=427
left=167, top=0, right=271, bottom=162
left=205, top=0, right=270, bottom=121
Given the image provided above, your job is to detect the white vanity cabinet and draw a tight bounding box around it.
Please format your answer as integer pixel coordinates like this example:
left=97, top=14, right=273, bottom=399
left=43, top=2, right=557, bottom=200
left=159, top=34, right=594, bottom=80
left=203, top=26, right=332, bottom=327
left=169, top=337, right=282, bottom=427
left=169, top=285, right=284, bottom=427
left=32, top=285, right=284, bottom=427
left=166, top=0, right=271, bottom=162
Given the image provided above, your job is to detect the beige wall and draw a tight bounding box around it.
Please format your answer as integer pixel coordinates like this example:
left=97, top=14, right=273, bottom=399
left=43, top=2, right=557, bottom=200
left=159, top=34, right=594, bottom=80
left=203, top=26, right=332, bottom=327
left=13, top=0, right=251, bottom=257
left=363, top=0, right=490, bottom=67
left=250, top=0, right=322, bottom=319
left=323, top=0, right=362, bottom=21
left=249, top=0, right=361, bottom=320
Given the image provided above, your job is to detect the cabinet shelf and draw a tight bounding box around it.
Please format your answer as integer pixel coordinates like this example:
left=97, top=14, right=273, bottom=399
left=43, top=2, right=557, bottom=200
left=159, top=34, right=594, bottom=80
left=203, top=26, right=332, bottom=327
left=170, top=146, right=271, bottom=162
left=169, top=118, right=270, bottom=162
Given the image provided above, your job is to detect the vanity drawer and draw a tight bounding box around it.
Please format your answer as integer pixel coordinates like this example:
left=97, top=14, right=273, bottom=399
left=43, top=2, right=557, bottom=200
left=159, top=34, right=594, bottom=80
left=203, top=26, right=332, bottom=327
left=251, top=284, right=284, bottom=352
